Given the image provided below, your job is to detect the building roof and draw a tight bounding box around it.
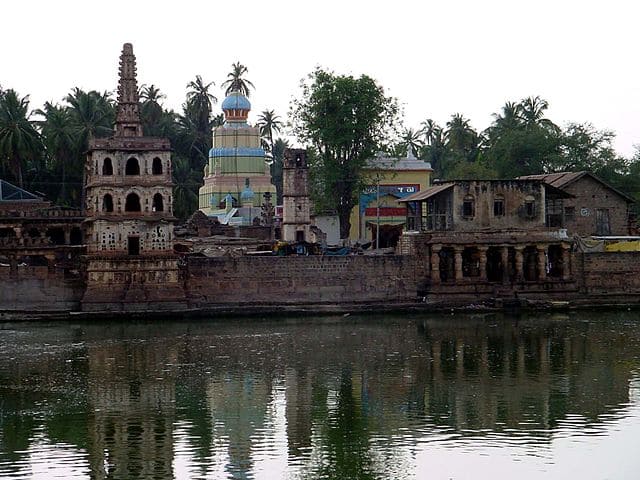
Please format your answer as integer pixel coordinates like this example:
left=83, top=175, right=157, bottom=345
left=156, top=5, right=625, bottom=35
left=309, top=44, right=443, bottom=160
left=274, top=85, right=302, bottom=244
left=397, top=183, right=453, bottom=203
left=222, top=92, right=251, bottom=111
left=518, top=171, right=636, bottom=203
left=365, top=155, right=433, bottom=172
left=0, top=180, right=43, bottom=202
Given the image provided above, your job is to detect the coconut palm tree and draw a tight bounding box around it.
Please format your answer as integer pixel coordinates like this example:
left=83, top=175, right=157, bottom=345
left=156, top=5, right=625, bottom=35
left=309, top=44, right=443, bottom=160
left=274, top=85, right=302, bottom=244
left=445, top=113, right=479, bottom=161
left=519, top=96, right=558, bottom=132
left=172, top=155, right=201, bottom=219
left=419, top=118, right=440, bottom=145
left=256, top=109, right=283, bottom=155
left=186, top=76, right=216, bottom=125
left=0, top=89, right=42, bottom=187
left=139, top=84, right=167, bottom=136
left=401, top=128, right=423, bottom=158
left=65, top=88, right=114, bottom=150
left=36, top=102, right=76, bottom=204
left=222, top=62, right=255, bottom=96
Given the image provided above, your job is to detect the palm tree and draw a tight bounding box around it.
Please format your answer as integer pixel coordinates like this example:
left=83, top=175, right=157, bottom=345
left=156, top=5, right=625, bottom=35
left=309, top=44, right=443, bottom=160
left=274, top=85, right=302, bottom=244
left=256, top=109, right=283, bottom=155
left=420, top=119, right=440, bottom=145
left=445, top=113, right=479, bottom=161
left=222, top=62, right=255, bottom=96
left=36, top=102, right=76, bottom=204
left=401, top=128, right=423, bottom=158
left=139, top=84, right=167, bottom=136
left=519, top=96, right=558, bottom=132
left=65, top=88, right=114, bottom=150
left=0, top=89, right=42, bottom=187
left=186, top=76, right=216, bottom=124
left=172, top=155, right=201, bottom=219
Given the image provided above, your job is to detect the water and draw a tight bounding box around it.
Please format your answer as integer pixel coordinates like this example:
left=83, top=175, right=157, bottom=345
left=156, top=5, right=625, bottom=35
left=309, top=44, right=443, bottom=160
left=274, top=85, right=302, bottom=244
left=1, top=312, right=639, bottom=479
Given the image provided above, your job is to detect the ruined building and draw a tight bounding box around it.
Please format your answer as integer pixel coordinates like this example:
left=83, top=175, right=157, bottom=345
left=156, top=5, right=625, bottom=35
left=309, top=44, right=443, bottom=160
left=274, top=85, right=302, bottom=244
left=282, top=149, right=311, bottom=242
left=81, top=43, right=185, bottom=311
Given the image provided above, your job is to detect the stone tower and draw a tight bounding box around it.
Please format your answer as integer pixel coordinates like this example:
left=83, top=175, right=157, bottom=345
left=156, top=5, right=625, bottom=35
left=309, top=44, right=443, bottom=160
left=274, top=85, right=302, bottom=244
left=282, top=148, right=311, bottom=242
left=82, top=43, right=184, bottom=311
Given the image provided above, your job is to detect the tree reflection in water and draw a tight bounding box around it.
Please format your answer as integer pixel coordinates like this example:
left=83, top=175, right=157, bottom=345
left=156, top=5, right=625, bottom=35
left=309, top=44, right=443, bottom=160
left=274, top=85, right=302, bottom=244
left=0, top=312, right=639, bottom=479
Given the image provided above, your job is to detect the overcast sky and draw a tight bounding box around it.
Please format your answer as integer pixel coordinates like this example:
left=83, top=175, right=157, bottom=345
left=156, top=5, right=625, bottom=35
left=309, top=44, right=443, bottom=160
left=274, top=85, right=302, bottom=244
left=2, top=0, right=638, bottom=156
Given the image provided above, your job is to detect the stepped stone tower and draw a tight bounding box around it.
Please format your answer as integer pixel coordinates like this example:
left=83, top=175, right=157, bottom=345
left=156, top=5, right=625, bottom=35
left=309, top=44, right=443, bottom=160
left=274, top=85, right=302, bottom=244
left=198, top=91, right=276, bottom=223
left=81, top=43, right=185, bottom=311
left=282, top=148, right=311, bottom=242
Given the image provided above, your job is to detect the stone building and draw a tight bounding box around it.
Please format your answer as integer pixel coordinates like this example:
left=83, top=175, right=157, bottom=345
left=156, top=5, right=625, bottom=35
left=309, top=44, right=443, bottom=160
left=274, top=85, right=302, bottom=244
left=282, top=148, right=311, bottom=242
left=518, top=171, right=635, bottom=235
left=349, top=150, right=433, bottom=246
left=81, top=43, right=185, bottom=311
left=198, top=91, right=276, bottom=224
left=398, top=179, right=575, bottom=301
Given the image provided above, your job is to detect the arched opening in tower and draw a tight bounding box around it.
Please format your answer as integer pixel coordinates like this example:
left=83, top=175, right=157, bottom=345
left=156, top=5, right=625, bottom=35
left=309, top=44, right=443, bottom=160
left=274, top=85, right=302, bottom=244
left=125, top=157, right=140, bottom=175
left=125, top=193, right=141, bottom=212
left=152, top=193, right=164, bottom=212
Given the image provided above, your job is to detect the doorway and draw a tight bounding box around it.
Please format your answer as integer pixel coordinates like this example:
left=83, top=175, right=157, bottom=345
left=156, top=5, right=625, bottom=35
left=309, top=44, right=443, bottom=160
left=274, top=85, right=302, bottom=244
left=128, top=236, right=140, bottom=255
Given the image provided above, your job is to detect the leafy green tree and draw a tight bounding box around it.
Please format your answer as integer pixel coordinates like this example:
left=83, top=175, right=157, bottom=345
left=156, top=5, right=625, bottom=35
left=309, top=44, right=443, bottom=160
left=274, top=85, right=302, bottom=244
left=292, top=68, right=399, bottom=239
left=0, top=89, right=42, bottom=187
left=222, top=62, right=255, bottom=97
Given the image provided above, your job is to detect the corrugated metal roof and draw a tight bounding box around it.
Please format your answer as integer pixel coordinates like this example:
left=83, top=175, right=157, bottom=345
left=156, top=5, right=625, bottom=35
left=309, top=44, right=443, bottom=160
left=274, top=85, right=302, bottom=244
left=517, top=171, right=635, bottom=203
left=0, top=180, right=42, bottom=202
left=397, top=183, right=453, bottom=203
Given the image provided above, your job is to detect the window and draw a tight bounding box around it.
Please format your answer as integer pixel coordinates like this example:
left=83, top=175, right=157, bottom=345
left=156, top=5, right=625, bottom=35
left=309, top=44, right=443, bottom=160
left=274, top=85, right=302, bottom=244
left=462, top=195, right=475, bottom=218
left=493, top=196, right=505, bottom=217
left=125, top=193, right=141, bottom=212
left=128, top=236, right=140, bottom=255
left=102, top=194, right=114, bottom=212
left=152, top=157, right=163, bottom=175
left=524, top=196, right=536, bottom=218
left=125, top=157, right=140, bottom=175
left=102, top=158, right=113, bottom=175
left=564, top=206, right=575, bottom=222
left=152, top=193, right=164, bottom=212
left=596, top=208, right=611, bottom=235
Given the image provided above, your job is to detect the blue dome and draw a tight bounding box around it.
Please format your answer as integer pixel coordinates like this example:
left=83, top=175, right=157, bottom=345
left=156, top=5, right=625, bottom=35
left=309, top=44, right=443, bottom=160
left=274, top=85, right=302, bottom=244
left=222, top=92, right=251, bottom=111
left=241, top=186, right=255, bottom=201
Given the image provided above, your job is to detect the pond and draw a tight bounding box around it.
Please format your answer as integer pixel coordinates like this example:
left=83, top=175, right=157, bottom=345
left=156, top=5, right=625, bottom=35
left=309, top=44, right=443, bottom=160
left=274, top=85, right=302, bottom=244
left=1, top=311, right=639, bottom=479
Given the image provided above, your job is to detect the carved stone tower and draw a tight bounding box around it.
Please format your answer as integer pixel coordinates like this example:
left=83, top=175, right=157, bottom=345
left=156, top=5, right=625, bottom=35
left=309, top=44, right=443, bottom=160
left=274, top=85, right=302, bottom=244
left=282, top=148, right=311, bottom=242
left=82, top=43, right=185, bottom=311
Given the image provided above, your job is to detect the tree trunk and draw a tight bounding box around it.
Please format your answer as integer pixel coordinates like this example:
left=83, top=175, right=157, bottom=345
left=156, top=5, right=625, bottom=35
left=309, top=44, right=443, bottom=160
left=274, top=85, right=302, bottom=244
left=338, top=207, right=352, bottom=241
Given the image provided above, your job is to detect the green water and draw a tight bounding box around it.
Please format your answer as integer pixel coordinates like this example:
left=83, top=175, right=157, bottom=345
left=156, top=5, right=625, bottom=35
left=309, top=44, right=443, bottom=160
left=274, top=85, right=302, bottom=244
left=1, top=311, right=639, bottom=479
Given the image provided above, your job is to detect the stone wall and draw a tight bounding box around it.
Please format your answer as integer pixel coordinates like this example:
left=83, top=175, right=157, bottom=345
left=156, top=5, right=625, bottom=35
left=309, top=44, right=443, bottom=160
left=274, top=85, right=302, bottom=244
left=0, top=267, right=83, bottom=312
left=575, top=251, right=640, bottom=295
left=185, top=255, right=423, bottom=306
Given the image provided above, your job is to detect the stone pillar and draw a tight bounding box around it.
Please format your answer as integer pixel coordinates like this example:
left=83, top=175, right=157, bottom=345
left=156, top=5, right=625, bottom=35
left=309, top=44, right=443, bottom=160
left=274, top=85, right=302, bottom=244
left=514, top=246, right=525, bottom=282
left=45, top=254, right=56, bottom=274
left=501, top=246, right=510, bottom=284
left=64, top=226, right=71, bottom=245
left=478, top=246, right=488, bottom=281
left=561, top=244, right=572, bottom=280
left=9, top=254, right=18, bottom=278
left=430, top=245, right=441, bottom=284
left=454, top=246, right=464, bottom=281
left=537, top=245, right=547, bottom=281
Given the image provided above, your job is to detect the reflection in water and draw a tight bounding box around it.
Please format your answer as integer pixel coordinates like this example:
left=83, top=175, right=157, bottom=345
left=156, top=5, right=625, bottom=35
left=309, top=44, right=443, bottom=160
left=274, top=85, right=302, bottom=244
left=0, top=312, right=639, bottom=479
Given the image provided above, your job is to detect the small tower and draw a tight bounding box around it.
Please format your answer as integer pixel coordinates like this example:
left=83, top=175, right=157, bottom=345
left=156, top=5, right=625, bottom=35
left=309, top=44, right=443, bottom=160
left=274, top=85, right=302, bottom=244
left=282, top=148, right=311, bottom=242
left=82, top=43, right=184, bottom=311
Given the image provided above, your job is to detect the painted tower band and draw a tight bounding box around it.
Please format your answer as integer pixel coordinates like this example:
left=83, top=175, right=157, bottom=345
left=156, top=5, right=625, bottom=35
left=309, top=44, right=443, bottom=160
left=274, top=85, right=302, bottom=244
left=81, top=43, right=185, bottom=311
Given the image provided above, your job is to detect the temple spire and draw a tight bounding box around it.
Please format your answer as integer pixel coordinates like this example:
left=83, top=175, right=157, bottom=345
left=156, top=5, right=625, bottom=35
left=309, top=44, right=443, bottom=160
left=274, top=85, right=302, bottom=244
left=115, top=43, right=143, bottom=137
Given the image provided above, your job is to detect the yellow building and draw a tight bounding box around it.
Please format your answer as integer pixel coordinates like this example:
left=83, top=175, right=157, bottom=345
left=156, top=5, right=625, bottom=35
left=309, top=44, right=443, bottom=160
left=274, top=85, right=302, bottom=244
left=349, top=151, right=432, bottom=247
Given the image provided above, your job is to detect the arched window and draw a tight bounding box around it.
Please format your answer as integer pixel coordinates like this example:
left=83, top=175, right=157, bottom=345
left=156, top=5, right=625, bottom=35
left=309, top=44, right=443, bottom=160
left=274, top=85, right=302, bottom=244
left=152, top=193, right=164, bottom=212
left=524, top=195, right=536, bottom=218
left=102, top=157, right=113, bottom=175
left=152, top=157, right=163, bottom=175
left=125, top=157, right=140, bottom=175
left=493, top=194, right=505, bottom=217
left=102, top=194, right=114, bottom=212
left=125, top=193, right=141, bottom=212
left=462, top=195, right=475, bottom=218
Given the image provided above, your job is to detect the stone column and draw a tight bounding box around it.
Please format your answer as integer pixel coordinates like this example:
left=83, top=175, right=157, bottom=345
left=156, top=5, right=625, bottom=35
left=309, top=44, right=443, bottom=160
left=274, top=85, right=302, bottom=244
left=501, top=246, right=510, bottom=284
left=537, top=245, right=547, bottom=281
left=9, top=254, right=18, bottom=278
left=478, top=246, right=488, bottom=281
left=64, top=226, right=71, bottom=245
left=514, top=246, right=525, bottom=282
left=430, top=245, right=441, bottom=284
left=454, top=246, right=464, bottom=281
left=561, top=244, right=572, bottom=280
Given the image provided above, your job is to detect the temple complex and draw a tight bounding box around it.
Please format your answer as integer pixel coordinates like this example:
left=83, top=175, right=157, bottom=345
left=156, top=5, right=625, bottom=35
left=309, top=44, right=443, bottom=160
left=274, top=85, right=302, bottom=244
left=81, top=43, right=185, bottom=311
left=198, top=91, right=276, bottom=225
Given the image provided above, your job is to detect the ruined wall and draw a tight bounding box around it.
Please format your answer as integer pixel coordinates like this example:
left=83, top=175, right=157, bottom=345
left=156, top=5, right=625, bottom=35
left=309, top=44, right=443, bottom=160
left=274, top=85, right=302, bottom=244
left=562, top=176, right=630, bottom=236
left=452, top=180, right=546, bottom=231
left=0, top=267, right=83, bottom=312
left=575, top=251, right=640, bottom=295
left=186, top=255, right=424, bottom=306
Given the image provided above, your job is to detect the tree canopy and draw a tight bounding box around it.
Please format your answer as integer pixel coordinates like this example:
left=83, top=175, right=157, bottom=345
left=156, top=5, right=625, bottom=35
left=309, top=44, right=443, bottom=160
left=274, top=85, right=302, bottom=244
left=291, top=69, right=400, bottom=239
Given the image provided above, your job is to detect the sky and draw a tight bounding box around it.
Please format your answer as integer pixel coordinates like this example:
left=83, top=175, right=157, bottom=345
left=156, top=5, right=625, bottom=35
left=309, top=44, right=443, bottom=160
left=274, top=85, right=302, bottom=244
left=2, top=0, right=639, bottom=156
